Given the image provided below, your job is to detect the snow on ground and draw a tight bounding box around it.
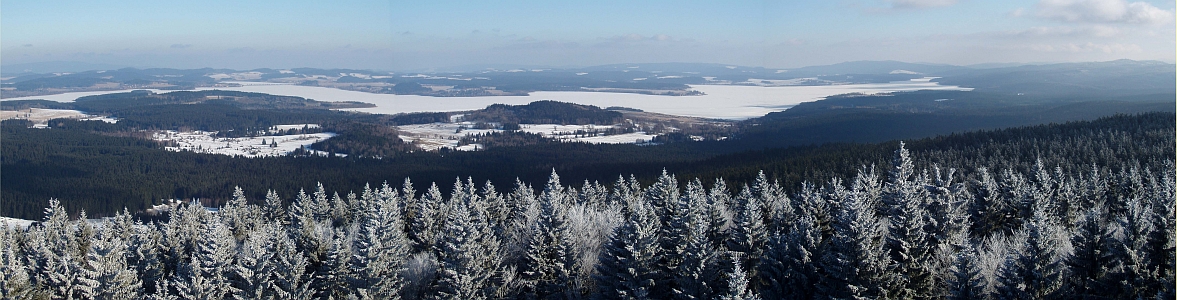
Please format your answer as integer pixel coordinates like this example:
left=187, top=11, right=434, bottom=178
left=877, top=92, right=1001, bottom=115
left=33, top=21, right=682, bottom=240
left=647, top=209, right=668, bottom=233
left=4, top=77, right=971, bottom=120
left=0, top=108, right=118, bottom=126
left=1, top=217, right=35, bottom=229
left=153, top=130, right=337, bottom=158
left=397, top=122, right=640, bottom=151
left=517, top=124, right=615, bottom=136
left=573, top=132, right=657, bottom=144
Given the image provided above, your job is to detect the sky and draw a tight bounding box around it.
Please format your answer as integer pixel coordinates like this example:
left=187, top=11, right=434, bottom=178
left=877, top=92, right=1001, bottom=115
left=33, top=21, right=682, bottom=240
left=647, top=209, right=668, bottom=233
left=2, top=0, right=1174, bottom=71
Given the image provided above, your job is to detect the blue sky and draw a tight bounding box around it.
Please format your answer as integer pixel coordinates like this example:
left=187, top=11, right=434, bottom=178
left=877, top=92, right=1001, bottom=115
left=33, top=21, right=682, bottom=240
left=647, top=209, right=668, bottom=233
left=3, top=0, right=1174, bottom=70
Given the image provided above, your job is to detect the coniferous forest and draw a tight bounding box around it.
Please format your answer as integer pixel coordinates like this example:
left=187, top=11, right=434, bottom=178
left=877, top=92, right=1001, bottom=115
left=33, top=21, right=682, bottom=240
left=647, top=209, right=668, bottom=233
left=2, top=132, right=1173, bottom=298
left=6, top=2, right=1177, bottom=299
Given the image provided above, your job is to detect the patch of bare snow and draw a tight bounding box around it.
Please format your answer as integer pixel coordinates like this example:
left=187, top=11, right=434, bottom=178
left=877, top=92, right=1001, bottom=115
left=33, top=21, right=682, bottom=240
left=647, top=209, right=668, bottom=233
left=574, top=132, right=656, bottom=144
left=0, top=108, right=117, bottom=125
left=153, top=130, right=337, bottom=158
left=1, top=217, right=36, bottom=230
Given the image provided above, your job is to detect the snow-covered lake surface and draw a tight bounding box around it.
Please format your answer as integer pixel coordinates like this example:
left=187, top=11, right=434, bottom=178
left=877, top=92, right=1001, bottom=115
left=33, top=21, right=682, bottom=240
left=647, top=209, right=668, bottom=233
left=153, top=130, right=337, bottom=158
left=3, top=78, right=971, bottom=120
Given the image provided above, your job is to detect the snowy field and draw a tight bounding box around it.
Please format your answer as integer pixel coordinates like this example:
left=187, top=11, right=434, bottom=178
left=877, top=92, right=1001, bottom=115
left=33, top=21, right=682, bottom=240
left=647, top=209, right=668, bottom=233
left=397, top=122, right=653, bottom=151
left=517, top=124, right=615, bottom=136
left=4, top=78, right=971, bottom=120
left=153, top=130, right=337, bottom=158
left=573, top=132, right=658, bottom=144
left=0, top=108, right=118, bottom=126
left=1, top=217, right=35, bottom=229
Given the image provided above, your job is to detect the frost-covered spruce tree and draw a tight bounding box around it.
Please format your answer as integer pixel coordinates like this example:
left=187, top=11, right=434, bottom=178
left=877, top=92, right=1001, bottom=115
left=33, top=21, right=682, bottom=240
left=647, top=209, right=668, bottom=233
left=28, top=199, right=90, bottom=299
left=816, top=174, right=895, bottom=299
left=313, top=231, right=353, bottom=299
left=234, top=223, right=278, bottom=299
left=794, top=182, right=833, bottom=243
left=481, top=180, right=510, bottom=235
left=1107, top=193, right=1159, bottom=298
left=578, top=179, right=610, bottom=209
left=351, top=184, right=411, bottom=299
left=399, top=178, right=419, bottom=232
left=288, top=188, right=326, bottom=260
left=0, top=219, right=33, bottom=298
left=409, top=183, right=445, bottom=253
left=221, top=186, right=260, bottom=241
left=750, top=170, right=791, bottom=234
left=173, top=216, right=238, bottom=299
left=671, top=180, right=722, bottom=300
left=725, top=186, right=767, bottom=277
left=1145, top=166, right=1175, bottom=296
left=503, top=179, right=539, bottom=268
left=522, top=171, right=577, bottom=299
left=884, top=142, right=917, bottom=211
left=595, top=195, right=662, bottom=300
left=128, top=217, right=165, bottom=295
left=269, top=223, right=315, bottom=299
left=262, top=189, right=288, bottom=226
left=435, top=199, right=498, bottom=300
left=883, top=146, right=936, bottom=299
left=757, top=214, right=821, bottom=300
left=1077, top=164, right=1109, bottom=212
left=971, top=167, right=1012, bottom=238
left=656, top=172, right=689, bottom=296
left=310, top=182, right=333, bottom=221
left=83, top=216, right=143, bottom=299
left=718, top=254, right=761, bottom=300
left=1063, top=207, right=1114, bottom=298
left=610, top=175, right=645, bottom=211
left=999, top=169, right=1033, bottom=232
left=646, top=169, right=681, bottom=228
left=945, top=242, right=986, bottom=300
left=706, top=179, right=733, bottom=249
left=994, top=199, right=1063, bottom=300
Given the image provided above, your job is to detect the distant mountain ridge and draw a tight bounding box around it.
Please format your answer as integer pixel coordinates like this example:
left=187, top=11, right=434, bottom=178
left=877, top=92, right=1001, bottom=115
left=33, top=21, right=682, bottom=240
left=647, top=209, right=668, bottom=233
left=3, top=59, right=1171, bottom=99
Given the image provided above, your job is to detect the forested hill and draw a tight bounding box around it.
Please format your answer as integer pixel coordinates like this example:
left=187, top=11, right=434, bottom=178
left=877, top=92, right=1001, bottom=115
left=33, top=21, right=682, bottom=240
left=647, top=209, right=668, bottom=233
left=2, top=112, right=1172, bottom=220
left=1, top=125, right=1172, bottom=298
left=460, top=101, right=622, bottom=125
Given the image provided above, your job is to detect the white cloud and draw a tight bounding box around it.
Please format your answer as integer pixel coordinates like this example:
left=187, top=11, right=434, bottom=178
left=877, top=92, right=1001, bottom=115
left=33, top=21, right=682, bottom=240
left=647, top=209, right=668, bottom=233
left=891, top=0, right=958, bottom=9
left=1036, top=0, right=1174, bottom=24
left=1027, top=42, right=1142, bottom=53
left=1003, top=25, right=1122, bottom=38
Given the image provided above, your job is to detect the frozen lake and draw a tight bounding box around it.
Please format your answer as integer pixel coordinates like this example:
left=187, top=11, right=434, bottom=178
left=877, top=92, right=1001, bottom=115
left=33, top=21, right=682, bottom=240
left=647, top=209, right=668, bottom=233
left=3, top=78, right=971, bottom=120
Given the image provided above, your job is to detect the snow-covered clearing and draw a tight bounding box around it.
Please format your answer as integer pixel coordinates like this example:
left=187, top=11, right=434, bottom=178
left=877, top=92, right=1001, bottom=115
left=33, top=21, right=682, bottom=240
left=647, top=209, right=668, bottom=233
left=573, top=132, right=657, bottom=144
left=517, top=124, right=615, bottom=136
left=1, top=217, right=35, bottom=230
left=397, top=122, right=649, bottom=151
left=0, top=108, right=117, bottom=126
left=5, top=77, right=971, bottom=120
left=153, top=130, right=337, bottom=158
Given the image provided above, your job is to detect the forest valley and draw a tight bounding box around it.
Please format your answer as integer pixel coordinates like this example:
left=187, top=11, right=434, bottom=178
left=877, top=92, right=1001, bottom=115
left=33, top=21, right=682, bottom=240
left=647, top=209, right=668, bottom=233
left=1, top=135, right=1174, bottom=298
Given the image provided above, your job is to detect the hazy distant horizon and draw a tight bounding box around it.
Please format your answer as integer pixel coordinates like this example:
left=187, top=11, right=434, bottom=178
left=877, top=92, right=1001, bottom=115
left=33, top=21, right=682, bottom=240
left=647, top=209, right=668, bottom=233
left=5, top=58, right=1173, bottom=75
left=4, top=1, right=1174, bottom=71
